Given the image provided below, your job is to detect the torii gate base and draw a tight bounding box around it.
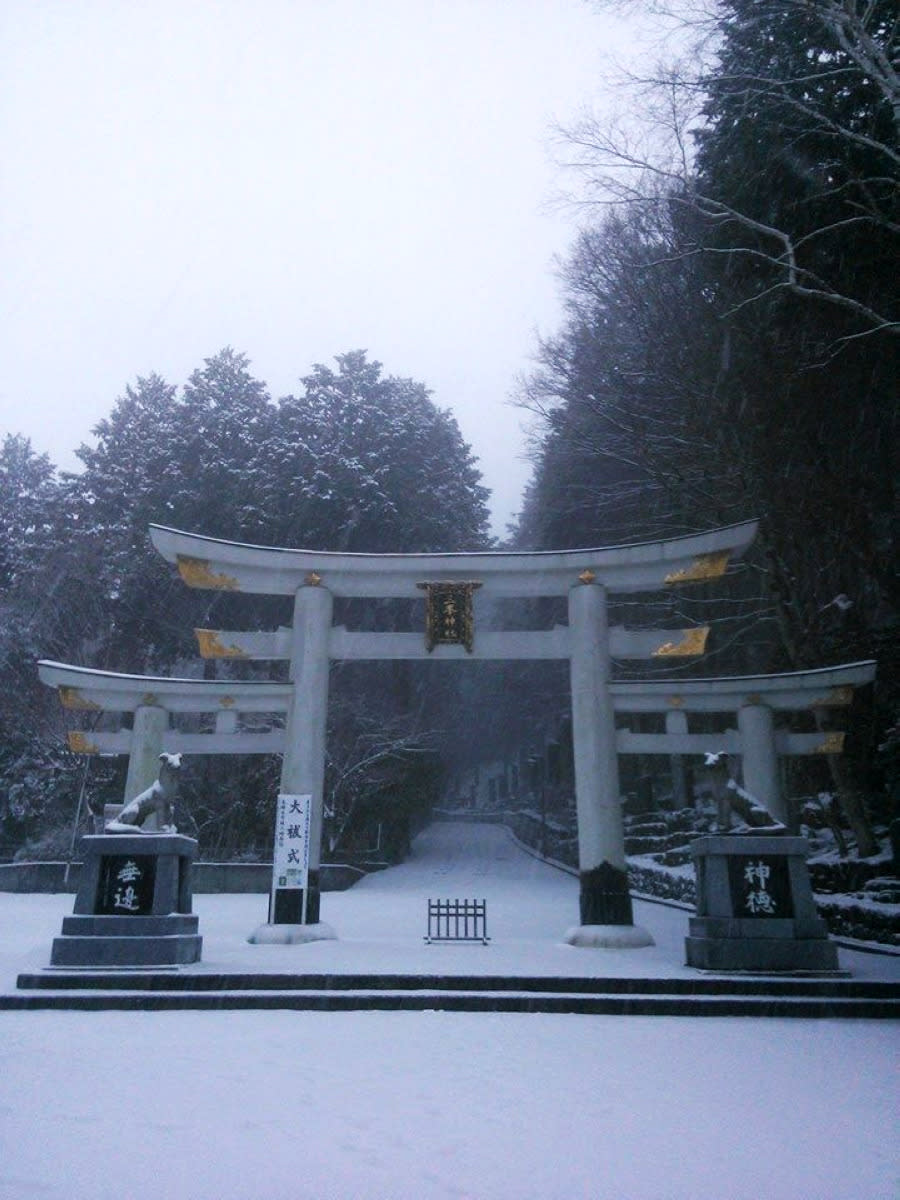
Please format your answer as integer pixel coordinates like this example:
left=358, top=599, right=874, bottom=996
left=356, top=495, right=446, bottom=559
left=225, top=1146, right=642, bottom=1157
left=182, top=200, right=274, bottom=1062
left=247, top=921, right=337, bottom=946
left=565, top=924, right=656, bottom=949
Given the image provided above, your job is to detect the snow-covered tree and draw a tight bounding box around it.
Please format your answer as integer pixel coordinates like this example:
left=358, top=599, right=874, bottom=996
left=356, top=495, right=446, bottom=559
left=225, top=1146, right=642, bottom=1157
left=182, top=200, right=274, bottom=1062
left=0, top=435, right=59, bottom=591
left=251, top=350, right=492, bottom=854
left=0, top=436, right=114, bottom=852
left=0, top=348, right=493, bottom=858
left=254, top=350, right=490, bottom=552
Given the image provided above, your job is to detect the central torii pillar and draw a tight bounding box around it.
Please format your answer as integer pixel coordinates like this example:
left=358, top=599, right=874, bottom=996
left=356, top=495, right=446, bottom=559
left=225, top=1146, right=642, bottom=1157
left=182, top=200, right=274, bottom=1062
left=251, top=577, right=336, bottom=944
left=281, top=580, right=332, bottom=919
left=567, top=576, right=653, bottom=947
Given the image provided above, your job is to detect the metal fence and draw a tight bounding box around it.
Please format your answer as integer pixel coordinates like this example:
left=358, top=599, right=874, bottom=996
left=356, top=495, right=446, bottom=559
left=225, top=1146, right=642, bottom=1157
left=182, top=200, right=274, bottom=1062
left=425, top=898, right=490, bottom=944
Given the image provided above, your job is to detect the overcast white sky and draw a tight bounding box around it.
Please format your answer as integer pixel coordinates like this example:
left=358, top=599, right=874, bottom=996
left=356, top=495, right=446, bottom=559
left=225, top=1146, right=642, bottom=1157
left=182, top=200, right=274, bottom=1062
left=1, top=0, right=651, bottom=538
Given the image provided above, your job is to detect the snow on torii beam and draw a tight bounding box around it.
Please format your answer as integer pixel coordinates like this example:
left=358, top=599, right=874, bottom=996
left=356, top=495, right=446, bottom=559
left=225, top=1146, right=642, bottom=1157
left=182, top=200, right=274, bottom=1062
left=38, top=662, right=293, bottom=715
left=149, top=520, right=758, bottom=597
left=147, top=520, right=759, bottom=946
left=608, top=661, right=876, bottom=714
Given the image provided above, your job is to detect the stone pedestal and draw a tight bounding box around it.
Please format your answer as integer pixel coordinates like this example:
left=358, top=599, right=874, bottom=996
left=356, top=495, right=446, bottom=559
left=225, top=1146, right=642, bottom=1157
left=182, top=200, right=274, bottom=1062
left=50, top=834, right=201, bottom=967
left=685, top=835, right=841, bottom=973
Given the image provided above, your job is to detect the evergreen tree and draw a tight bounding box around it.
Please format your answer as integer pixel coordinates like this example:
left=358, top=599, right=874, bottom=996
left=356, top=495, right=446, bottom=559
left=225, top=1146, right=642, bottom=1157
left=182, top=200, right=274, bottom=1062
left=0, top=437, right=113, bottom=853
left=0, top=435, right=58, bottom=590
left=516, top=207, right=752, bottom=550
left=255, top=350, right=490, bottom=552
left=250, top=350, right=492, bottom=855
left=178, top=347, right=275, bottom=540
left=0, top=349, right=493, bottom=859
left=70, top=352, right=279, bottom=668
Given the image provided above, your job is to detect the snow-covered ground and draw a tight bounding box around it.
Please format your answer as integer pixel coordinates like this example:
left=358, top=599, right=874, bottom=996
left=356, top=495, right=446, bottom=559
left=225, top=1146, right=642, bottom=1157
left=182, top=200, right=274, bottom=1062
left=1, top=822, right=898, bottom=1200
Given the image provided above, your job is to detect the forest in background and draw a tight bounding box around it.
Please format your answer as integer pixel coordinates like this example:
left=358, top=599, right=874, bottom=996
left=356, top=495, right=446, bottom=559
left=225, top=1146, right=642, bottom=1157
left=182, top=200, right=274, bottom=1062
left=0, top=350, right=492, bottom=861
left=509, top=0, right=898, bottom=853
left=1, top=0, right=896, bottom=863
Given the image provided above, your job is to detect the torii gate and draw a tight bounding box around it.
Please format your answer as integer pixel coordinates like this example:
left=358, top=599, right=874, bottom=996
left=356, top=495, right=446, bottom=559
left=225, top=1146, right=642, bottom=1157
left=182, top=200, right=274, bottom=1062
left=148, top=519, right=759, bottom=947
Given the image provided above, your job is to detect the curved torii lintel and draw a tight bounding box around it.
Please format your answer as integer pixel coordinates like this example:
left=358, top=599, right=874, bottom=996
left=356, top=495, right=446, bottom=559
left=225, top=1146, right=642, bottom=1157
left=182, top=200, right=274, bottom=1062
left=149, top=520, right=759, bottom=598
left=37, top=661, right=292, bottom=713
left=38, top=658, right=876, bottom=716
left=609, top=660, right=877, bottom=713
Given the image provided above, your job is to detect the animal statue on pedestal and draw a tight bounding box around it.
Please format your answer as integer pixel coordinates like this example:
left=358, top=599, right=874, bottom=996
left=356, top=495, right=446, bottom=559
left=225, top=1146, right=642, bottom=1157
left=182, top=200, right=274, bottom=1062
left=705, top=751, right=784, bottom=832
left=105, top=752, right=182, bottom=834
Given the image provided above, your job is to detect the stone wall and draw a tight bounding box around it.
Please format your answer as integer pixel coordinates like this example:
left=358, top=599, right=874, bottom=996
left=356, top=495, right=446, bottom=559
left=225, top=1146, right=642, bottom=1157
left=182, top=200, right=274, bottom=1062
left=503, top=809, right=899, bottom=948
left=0, top=860, right=366, bottom=895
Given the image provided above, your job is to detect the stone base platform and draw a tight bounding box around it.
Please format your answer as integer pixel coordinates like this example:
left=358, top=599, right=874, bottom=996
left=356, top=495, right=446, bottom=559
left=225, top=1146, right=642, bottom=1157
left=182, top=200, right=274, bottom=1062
left=563, top=924, right=655, bottom=949
left=247, top=921, right=337, bottom=945
left=686, top=916, right=841, bottom=973
left=51, top=915, right=202, bottom=968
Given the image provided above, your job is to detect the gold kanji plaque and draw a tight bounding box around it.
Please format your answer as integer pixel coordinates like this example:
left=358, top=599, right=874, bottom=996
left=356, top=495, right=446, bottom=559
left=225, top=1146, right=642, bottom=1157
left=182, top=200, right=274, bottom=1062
left=417, top=582, right=482, bottom=653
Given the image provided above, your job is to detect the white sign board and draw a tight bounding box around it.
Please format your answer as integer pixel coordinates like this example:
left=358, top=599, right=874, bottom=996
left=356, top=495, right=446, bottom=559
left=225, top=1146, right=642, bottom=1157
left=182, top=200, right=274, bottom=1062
left=272, top=793, right=311, bottom=890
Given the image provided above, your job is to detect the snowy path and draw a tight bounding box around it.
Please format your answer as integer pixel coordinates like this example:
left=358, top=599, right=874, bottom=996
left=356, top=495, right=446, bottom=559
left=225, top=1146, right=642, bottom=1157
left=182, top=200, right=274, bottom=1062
left=1, top=822, right=898, bottom=1199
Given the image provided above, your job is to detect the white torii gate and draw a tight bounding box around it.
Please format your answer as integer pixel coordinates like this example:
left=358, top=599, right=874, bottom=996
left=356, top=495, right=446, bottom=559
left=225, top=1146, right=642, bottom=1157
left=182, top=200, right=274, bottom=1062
left=148, top=519, right=759, bottom=946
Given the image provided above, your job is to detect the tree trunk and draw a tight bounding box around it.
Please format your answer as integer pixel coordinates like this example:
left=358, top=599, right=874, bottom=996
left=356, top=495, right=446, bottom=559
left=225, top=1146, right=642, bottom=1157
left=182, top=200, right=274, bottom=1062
left=826, top=752, right=879, bottom=859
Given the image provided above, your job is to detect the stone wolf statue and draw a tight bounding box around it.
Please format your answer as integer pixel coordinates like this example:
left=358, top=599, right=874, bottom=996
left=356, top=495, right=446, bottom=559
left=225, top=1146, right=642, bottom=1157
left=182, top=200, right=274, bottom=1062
left=105, top=752, right=182, bottom=834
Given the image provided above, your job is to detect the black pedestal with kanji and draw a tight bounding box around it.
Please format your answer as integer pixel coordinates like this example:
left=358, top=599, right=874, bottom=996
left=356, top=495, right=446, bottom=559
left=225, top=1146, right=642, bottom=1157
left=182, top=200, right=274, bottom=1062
left=685, top=835, right=841, bottom=973
left=50, top=834, right=201, bottom=967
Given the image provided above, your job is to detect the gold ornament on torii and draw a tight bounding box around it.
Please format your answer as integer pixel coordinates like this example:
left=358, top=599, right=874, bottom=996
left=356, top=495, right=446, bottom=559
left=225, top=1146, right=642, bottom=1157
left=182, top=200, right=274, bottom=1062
left=417, top=582, right=482, bottom=653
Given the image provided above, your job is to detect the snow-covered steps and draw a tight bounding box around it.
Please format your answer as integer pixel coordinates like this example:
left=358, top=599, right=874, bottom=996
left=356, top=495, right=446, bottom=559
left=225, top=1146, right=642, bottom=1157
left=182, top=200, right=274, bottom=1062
left=7, top=971, right=899, bottom=1017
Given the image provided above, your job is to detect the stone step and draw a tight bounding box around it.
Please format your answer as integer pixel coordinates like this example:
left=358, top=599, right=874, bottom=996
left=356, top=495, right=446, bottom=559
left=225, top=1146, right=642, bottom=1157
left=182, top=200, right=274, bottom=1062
left=624, top=821, right=668, bottom=838
left=858, top=880, right=900, bottom=903
left=49, top=934, right=202, bottom=968
left=9, top=970, right=898, bottom=1019
left=652, top=849, right=693, bottom=867
left=60, top=915, right=199, bottom=937
left=624, top=836, right=669, bottom=854
left=3, top=985, right=897, bottom=1018
left=17, top=970, right=898, bottom=995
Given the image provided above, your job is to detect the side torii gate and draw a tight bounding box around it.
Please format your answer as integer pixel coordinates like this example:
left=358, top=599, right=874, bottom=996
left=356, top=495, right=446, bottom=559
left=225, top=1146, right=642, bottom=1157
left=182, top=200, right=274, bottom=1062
left=145, top=519, right=760, bottom=946
left=43, top=659, right=875, bottom=823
